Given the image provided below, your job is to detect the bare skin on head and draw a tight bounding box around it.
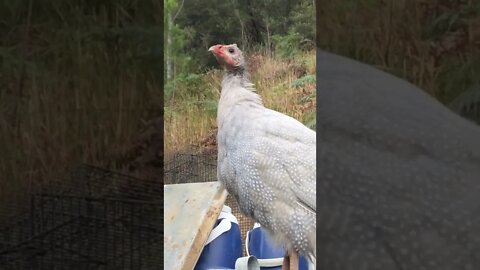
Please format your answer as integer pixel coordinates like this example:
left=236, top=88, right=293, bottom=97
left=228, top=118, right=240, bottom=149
left=208, top=44, right=245, bottom=71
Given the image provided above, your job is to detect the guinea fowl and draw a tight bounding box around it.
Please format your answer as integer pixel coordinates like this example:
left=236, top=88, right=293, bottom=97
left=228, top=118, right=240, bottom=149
left=317, top=49, right=480, bottom=270
left=209, top=44, right=316, bottom=268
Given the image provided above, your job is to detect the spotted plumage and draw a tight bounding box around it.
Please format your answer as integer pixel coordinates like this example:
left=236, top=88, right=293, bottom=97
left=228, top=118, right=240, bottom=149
left=317, top=49, right=480, bottom=270
left=209, top=44, right=316, bottom=262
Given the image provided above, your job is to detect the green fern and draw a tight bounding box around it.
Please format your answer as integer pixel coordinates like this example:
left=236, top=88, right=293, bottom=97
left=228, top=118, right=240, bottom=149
left=290, top=74, right=316, bottom=88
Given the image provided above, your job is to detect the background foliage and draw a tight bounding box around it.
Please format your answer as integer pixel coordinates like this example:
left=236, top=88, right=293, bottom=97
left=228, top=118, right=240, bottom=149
left=317, top=0, right=480, bottom=124
left=164, top=0, right=316, bottom=155
left=0, top=0, right=162, bottom=201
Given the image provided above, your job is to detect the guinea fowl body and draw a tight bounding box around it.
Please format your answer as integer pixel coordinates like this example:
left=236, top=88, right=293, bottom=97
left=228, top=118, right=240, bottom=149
left=210, top=44, right=316, bottom=261
left=317, top=49, right=480, bottom=270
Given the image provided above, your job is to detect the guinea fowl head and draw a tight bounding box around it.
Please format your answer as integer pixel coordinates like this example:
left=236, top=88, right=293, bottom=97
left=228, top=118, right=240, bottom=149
left=208, top=44, right=245, bottom=72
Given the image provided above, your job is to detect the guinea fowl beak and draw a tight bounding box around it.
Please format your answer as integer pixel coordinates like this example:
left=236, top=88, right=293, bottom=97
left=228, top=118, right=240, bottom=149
left=208, top=44, right=223, bottom=56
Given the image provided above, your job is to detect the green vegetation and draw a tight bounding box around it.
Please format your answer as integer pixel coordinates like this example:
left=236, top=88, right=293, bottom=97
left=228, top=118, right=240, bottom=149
left=0, top=1, right=162, bottom=201
left=317, top=0, right=480, bottom=124
left=164, top=0, right=316, bottom=155
left=4, top=0, right=478, bottom=202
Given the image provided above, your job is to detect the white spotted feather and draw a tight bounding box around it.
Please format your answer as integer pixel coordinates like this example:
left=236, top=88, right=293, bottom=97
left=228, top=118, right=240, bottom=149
left=216, top=68, right=316, bottom=261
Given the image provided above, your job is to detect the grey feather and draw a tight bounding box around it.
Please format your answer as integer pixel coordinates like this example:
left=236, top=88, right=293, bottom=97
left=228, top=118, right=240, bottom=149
left=317, top=48, right=480, bottom=270
left=215, top=58, right=316, bottom=260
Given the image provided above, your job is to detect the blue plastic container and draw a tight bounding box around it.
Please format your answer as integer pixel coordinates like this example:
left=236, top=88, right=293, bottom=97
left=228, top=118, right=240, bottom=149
left=194, top=205, right=243, bottom=270
left=246, top=223, right=309, bottom=270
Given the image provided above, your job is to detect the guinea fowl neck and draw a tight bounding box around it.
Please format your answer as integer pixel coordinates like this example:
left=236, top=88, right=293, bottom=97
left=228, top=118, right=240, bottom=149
left=226, top=65, right=248, bottom=80
left=224, top=65, right=255, bottom=91
left=218, top=64, right=263, bottom=125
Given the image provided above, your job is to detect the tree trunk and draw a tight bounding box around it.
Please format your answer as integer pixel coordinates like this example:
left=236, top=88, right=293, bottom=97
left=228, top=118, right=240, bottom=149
left=166, top=12, right=173, bottom=82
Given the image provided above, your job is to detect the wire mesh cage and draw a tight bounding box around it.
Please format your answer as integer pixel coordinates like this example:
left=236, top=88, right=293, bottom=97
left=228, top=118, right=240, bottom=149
left=164, top=148, right=218, bottom=185
left=164, top=147, right=255, bottom=256
left=1, top=147, right=255, bottom=269
left=0, top=165, right=162, bottom=270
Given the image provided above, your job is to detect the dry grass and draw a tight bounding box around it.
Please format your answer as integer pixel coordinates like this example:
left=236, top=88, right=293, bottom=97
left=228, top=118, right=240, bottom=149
left=0, top=1, right=162, bottom=203
left=164, top=50, right=316, bottom=155
left=317, top=0, right=480, bottom=104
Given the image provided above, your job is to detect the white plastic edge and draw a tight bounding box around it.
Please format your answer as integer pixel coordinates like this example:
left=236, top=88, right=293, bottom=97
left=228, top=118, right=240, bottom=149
left=218, top=211, right=238, bottom=224
left=205, top=218, right=232, bottom=246
left=245, top=223, right=283, bottom=267
left=257, top=258, right=284, bottom=267
left=245, top=223, right=262, bottom=257
left=204, top=206, right=239, bottom=246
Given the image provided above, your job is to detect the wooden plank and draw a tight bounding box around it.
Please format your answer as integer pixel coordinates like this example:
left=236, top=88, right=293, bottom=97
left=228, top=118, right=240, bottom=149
left=164, top=181, right=228, bottom=270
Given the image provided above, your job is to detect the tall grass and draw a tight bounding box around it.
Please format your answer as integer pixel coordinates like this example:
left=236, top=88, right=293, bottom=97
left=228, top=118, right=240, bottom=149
left=317, top=0, right=480, bottom=105
left=0, top=1, right=162, bottom=202
left=164, top=50, right=316, bottom=155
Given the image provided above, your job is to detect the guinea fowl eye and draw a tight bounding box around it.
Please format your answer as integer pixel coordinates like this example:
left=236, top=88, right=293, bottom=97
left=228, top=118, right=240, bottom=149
left=228, top=48, right=234, bottom=53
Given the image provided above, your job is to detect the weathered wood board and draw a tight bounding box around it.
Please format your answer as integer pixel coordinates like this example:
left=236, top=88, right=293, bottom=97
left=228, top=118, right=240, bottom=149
left=164, top=181, right=228, bottom=270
